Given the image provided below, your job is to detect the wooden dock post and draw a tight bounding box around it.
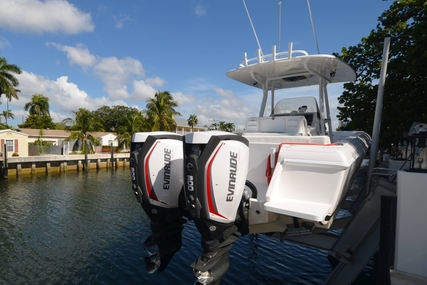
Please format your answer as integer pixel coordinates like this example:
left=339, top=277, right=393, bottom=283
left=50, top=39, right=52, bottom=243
left=110, top=143, right=114, bottom=169
left=60, top=162, right=67, bottom=172
left=1, top=154, right=129, bottom=176
left=2, top=143, right=8, bottom=179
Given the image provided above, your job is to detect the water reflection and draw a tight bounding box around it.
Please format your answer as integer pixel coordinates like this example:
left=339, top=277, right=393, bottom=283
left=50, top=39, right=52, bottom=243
left=0, top=169, right=372, bottom=285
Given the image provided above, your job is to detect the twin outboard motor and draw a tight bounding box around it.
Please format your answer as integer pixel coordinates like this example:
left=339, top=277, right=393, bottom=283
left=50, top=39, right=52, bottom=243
left=183, top=132, right=249, bottom=285
left=130, top=132, right=185, bottom=273
left=130, top=131, right=249, bottom=284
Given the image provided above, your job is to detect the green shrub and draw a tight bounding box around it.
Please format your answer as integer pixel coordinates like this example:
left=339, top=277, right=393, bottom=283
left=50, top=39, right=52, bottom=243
left=29, top=139, right=55, bottom=147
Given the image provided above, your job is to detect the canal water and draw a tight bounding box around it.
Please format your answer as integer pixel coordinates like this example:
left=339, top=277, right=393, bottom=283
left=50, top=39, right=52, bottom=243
left=0, top=169, right=374, bottom=285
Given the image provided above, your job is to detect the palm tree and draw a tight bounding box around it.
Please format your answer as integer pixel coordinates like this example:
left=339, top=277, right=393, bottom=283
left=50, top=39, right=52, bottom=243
left=116, top=112, right=148, bottom=150
left=219, top=121, right=235, bottom=132
left=0, top=57, right=22, bottom=101
left=0, top=110, right=14, bottom=124
left=187, top=114, right=198, bottom=132
left=146, top=91, right=181, bottom=131
left=206, top=122, right=219, bottom=131
left=24, top=94, right=50, bottom=117
left=62, top=108, right=104, bottom=167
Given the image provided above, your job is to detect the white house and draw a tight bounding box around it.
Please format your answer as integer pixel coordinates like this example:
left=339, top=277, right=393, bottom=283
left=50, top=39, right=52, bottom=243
left=16, top=129, right=118, bottom=154
left=174, top=118, right=206, bottom=135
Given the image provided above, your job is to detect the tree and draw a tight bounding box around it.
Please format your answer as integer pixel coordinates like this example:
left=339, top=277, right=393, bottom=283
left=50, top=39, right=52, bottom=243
left=219, top=121, right=235, bottom=132
left=187, top=114, right=198, bottom=132
left=116, top=112, right=149, bottom=150
left=0, top=57, right=22, bottom=101
left=62, top=108, right=104, bottom=154
left=337, top=0, right=427, bottom=149
left=24, top=94, right=50, bottom=117
left=0, top=110, right=14, bottom=124
left=205, top=121, right=235, bottom=132
left=146, top=91, right=181, bottom=131
left=206, top=122, right=219, bottom=131
left=18, top=114, right=56, bottom=129
left=92, top=105, right=142, bottom=132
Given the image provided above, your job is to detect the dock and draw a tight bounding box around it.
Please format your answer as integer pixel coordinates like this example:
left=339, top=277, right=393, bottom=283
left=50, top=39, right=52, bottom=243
left=1, top=153, right=130, bottom=178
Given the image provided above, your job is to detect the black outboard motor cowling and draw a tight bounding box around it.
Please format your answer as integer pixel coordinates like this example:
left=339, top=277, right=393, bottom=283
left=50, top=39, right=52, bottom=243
left=183, top=131, right=249, bottom=285
left=130, top=131, right=185, bottom=273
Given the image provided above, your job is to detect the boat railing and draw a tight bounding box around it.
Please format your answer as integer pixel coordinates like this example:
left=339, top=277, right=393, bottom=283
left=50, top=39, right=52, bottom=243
left=241, top=43, right=309, bottom=67
left=370, top=167, right=397, bottom=192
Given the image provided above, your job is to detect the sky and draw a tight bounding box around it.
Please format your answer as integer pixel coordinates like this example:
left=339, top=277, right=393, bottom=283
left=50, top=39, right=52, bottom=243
left=0, top=0, right=393, bottom=130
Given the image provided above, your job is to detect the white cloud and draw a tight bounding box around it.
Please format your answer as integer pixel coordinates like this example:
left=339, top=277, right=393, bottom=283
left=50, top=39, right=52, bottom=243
left=40, top=43, right=166, bottom=103
left=0, top=0, right=94, bottom=34
left=10, top=72, right=112, bottom=122
left=46, top=42, right=97, bottom=69
left=194, top=2, right=207, bottom=16
left=131, top=80, right=157, bottom=101
left=195, top=88, right=257, bottom=130
left=0, top=36, right=10, bottom=49
left=145, top=77, right=165, bottom=87
left=113, top=14, right=135, bottom=29
left=171, top=91, right=197, bottom=106
left=187, top=78, right=215, bottom=92
left=94, top=56, right=146, bottom=100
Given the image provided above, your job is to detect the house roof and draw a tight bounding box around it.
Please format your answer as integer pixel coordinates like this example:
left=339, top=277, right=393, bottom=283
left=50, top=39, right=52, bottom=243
left=16, top=128, right=116, bottom=138
left=0, top=129, right=29, bottom=137
left=175, top=118, right=206, bottom=130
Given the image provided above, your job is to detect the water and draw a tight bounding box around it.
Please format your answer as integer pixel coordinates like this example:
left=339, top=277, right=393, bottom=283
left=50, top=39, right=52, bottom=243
left=0, top=169, right=374, bottom=284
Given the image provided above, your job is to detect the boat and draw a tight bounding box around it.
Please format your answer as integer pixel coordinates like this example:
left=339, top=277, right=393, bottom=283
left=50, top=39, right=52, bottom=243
left=129, top=42, right=371, bottom=284
left=227, top=43, right=371, bottom=233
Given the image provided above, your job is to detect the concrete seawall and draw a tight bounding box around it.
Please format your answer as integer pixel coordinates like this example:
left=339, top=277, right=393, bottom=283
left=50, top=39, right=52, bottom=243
left=1, top=153, right=130, bottom=178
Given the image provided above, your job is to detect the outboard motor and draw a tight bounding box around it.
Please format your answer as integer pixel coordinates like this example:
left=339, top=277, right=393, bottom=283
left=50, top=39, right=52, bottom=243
left=183, top=131, right=249, bottom=285
left=130, top=132, right=185, bottom=273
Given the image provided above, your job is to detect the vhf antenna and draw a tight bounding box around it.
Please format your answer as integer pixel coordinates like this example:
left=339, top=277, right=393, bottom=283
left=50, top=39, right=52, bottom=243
left=242, top=0, right=263, bottom=56
left=307, top=0, right=320, bottom=54
left=278, top=2, right=282, bottom=53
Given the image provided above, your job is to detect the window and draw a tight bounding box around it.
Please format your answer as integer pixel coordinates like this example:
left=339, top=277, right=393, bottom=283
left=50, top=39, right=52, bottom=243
left=6, top=140, right=14, bottom=152
left=108, top=140, right=113, bottom=146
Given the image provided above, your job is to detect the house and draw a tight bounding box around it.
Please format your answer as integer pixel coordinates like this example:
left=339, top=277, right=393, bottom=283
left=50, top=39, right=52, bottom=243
left=0, top=129, right=29, bottom=157
left=16, top=128, right=118, bottom=154
left=174, top=118, right=206, bottom=135
left=17, top=128, right=70, bottom=146
left=90, top=132, right=118, bottom=147
left=17, top=129, right=118, bottom=145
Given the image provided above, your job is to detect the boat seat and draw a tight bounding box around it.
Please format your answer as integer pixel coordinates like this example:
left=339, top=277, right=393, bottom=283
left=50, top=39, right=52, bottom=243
left=245, top=116, right=307, bottom=135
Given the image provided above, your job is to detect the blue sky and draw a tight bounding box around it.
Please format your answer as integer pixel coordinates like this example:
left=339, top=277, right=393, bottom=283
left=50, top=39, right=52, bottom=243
left=0, top=0, right=392, bottom=130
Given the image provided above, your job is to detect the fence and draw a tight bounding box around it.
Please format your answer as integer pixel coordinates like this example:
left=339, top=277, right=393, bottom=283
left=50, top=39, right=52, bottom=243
left=28, top=145, right=63, bottom=156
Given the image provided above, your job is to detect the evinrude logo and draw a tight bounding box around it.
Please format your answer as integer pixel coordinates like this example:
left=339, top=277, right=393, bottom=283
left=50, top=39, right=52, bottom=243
left=163, top=148, right=171, bottom=189
left=226, top=151, right=238, bottom=202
